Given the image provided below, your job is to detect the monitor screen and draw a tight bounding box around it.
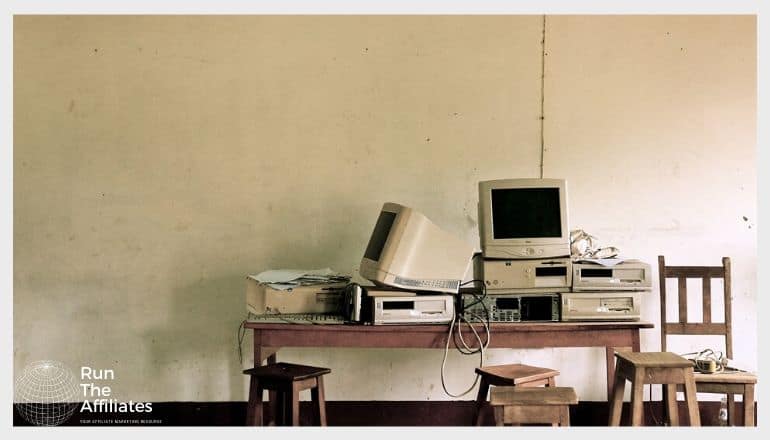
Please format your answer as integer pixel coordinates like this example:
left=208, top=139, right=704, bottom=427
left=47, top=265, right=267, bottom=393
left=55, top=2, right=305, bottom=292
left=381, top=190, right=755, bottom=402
left=363, top=211, right=396, bottom=261
left=491, top=188, right=562, bottom=239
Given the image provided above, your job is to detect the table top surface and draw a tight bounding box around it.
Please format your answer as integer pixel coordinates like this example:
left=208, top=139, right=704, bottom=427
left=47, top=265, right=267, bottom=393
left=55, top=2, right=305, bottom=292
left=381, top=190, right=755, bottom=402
left=245, top=321, right=654, bottom=332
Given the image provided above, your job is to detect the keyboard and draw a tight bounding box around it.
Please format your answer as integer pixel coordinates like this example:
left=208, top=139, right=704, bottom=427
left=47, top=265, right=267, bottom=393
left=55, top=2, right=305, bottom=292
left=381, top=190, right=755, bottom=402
left=247, top=312, right=347, bottom=325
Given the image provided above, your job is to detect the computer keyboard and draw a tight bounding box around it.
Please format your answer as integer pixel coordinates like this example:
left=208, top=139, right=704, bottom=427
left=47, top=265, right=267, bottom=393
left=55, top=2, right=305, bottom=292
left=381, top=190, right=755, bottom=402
left=247, top=312, right=347, bottom=325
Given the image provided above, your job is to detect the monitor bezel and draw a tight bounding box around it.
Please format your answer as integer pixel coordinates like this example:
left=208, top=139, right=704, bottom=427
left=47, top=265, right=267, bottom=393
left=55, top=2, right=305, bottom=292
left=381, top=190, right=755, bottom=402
left=478, top=178, right=569, bottom=251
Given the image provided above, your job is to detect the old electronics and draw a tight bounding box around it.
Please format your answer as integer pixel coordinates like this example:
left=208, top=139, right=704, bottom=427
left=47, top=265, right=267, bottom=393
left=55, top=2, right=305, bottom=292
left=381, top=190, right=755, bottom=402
left=478, top=178, right=570, bottom=259
left=479, top=257, right=572, bottom=293
left=246, top=277, right=347, bottom=315
left=572, top=260, right=652, bottom=291
left=359, top=202, right=475, bottom=294
left=341, top=283, right=365, bottom=323
left=560, top=291, right=641, bottom=321
left=368, top=289, right=454, bottom=325
left=462, top=292, right=560, bottom=322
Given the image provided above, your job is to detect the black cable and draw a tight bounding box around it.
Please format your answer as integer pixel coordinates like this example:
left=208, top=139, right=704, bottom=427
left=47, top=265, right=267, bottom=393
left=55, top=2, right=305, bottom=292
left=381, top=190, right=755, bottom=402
left=440, top=280, right=492, bottom=397
left=455, top=280, right=489, bottom=354
left=237, top=316, right=247, bottom=365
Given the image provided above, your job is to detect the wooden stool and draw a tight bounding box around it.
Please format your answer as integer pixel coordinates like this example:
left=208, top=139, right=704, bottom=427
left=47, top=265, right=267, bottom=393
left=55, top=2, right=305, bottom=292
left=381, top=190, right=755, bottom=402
left=243, top=362, right=330, bottom=426
left=608, top=351, right=700, bottom=426
left=474, top=363, right=559, bottom=425
left=490, top=387, right=577, bottom=426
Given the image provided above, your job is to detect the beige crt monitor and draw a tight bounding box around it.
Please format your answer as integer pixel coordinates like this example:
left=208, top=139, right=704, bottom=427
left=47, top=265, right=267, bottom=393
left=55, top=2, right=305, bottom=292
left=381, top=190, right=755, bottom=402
left=478, top=178, right=570, bottom=259
left=359, top=202, right=475, bottom=294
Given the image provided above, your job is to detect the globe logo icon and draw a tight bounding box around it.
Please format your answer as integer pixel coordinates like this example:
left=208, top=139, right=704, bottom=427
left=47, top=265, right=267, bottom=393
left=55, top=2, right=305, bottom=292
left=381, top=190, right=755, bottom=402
left=14, top=360, right=80, bottom=426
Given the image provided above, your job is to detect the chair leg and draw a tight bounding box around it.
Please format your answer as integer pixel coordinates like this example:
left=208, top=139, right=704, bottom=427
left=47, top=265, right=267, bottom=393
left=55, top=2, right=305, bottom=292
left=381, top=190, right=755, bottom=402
left=608, top=369, right=626, bottom=426
left=743, top=385, right=755, bottom=427
left=547, top=376, right=557, bottom=387
left=663, top=384, right=679, bottom=426
left=246, top=376, right=263, bottom=426
left=289, top=382, right=301, bottom=426
left=473, top=377, right=490, bottom=426
left=311, top=377, right=328, bottom=426
left=493, top=406, right=504, bottom=426
left=560, top=405, right=570, bottom=427
left=727, top=393, right=735, bottom=426
left=682, top=372, right=700, bottom=426
left=630, top=368, right=645, bottom=427
left=274, top=390, right=286, bottom=426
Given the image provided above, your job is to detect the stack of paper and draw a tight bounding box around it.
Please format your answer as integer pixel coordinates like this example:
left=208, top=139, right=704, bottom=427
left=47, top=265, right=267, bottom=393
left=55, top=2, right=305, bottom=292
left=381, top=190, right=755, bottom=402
left=247, top=268, right=350, bottom=291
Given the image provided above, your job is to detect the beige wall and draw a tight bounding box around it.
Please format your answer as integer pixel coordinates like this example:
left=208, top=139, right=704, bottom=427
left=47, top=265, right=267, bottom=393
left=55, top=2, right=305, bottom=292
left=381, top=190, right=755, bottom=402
left=14, top=15, right=755, bottom=402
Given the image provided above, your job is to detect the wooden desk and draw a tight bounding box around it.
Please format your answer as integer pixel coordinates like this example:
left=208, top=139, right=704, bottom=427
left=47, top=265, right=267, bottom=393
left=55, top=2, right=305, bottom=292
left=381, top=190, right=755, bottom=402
left=245, top=321, right=653, bottom=400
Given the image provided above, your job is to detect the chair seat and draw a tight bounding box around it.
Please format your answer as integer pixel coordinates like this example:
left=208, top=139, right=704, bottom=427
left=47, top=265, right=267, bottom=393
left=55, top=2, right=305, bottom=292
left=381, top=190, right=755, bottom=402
left=243, top=362, right=331, bottom=381
left=693, top=370, right=757, bottom=384
left=615, top=351, right=692, bottom=368
left=491, top=386, right=578, bottom=406
left=475, top=363, right=559, bottom=385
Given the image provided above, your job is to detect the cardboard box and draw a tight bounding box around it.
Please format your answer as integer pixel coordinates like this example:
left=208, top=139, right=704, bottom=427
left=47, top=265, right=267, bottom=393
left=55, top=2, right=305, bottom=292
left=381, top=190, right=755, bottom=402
left=245, top=277, right=347, bottom=315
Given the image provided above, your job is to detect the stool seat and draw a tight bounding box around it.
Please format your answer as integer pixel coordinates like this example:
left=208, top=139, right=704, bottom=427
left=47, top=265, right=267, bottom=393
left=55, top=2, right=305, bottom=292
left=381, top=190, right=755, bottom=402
left=243, top=362, right=331, bottom=380
left=244, top=362, right=330, bottom=426
left=476, top=363, right=559, bottom=385
left=609, top=351, right=700, bottom=426
left=490, top=386, right=577, bottom=426
left=615, top=351, right=692, bottom=368
left=473, top=363, right=559, bottom=425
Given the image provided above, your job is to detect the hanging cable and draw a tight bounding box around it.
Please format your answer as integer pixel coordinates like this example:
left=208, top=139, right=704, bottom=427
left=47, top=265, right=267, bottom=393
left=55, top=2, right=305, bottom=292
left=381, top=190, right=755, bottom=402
left=440, top=280, right=492, bottom=397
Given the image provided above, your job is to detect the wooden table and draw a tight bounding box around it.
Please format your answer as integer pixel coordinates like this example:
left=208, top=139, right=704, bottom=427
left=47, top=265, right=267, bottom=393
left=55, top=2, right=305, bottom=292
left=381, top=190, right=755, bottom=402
left=246, top=321, right=653, bottom=400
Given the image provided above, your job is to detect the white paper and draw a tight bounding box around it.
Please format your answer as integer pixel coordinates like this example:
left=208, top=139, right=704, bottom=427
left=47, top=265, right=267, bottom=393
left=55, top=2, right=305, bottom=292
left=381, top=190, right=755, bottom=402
left=247, top=268, right=349, bottom=290
left=574, top=258, right=626, bottom=267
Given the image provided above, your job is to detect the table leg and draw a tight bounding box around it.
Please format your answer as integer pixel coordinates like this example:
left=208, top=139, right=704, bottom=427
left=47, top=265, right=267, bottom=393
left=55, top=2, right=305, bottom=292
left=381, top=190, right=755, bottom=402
left=743, top=384, right=755, bottom=427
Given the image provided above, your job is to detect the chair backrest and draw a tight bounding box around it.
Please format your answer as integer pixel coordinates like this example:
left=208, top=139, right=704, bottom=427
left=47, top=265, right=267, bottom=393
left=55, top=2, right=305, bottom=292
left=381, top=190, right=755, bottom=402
left=658, top=255, right=732, bottom=359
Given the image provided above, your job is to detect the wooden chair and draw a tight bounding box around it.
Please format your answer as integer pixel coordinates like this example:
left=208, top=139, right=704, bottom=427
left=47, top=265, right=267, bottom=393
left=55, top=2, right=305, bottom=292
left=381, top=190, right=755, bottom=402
left=473, top=363, right=559, bottom=425
left=658, top=255, right=757, bottom=426
left=243, top=362, right=330, bottom=426
left=490, top=386, right=577, bottom=426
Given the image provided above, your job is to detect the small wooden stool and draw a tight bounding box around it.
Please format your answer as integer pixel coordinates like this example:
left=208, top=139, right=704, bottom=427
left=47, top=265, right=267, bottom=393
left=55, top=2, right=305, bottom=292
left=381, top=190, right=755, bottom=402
left=608, top=351, right=700, bottom=426
left=243, top=362, right=330, bottom=426
left=490, top=387, right=578, bottom=426
left=474, top=363, right=559, bottom=425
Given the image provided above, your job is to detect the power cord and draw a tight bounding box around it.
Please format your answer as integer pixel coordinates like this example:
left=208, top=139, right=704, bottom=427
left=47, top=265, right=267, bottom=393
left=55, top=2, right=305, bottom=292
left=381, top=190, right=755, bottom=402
left=440, top=280, right=492, bottom=397
left=237, top=315, right=248, bottom=365
left=680, top=349, right=726, bottom=373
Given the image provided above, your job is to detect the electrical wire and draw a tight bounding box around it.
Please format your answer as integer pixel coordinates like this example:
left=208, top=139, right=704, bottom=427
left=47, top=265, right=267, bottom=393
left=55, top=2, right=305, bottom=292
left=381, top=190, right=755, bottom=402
left=680, top=349, right=726, bottom=373
left=237, top=316, right=248, bottom=365
left=440, top=280, right=492, bottom=397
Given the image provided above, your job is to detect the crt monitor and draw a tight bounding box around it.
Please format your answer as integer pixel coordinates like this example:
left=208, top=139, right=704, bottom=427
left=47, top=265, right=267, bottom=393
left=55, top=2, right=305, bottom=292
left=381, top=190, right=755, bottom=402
left=359, top=202, right=475, bottom=294
left=478, top=178, right=570, bottom=259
